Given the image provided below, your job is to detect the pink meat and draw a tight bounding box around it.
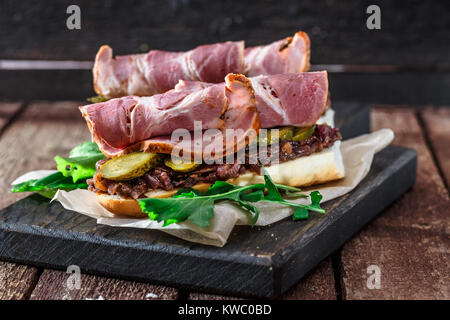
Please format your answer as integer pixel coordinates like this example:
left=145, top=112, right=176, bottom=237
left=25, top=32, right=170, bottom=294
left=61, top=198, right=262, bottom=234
left=175, top=71, right=328, bottom=128
left=92, top=31, right=310, bottom=98
left=93, top=41, right=245, bottom=98
left=245, top=31, right=310, bottom=76
left=81, top=74, right=259, bottom=159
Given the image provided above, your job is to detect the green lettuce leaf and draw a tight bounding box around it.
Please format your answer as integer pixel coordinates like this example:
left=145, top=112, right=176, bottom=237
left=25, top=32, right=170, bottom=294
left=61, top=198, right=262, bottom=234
left=11, top=141, right=102, bottom=197
left=11, top=172, right=88, bottom=199
left=54, top=141, right=105, bottom=182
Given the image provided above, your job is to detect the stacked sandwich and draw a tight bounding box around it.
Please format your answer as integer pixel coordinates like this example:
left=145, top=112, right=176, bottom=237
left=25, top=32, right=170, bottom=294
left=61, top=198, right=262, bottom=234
left=81, top=31, right=345, bottom=218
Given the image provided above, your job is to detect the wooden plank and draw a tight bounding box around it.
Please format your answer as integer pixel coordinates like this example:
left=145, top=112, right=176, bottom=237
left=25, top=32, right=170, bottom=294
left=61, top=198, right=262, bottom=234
left=0, top=102, right=21, bottom=130
left=30, top=269, right=178, bottom=300
left=0, top=101, right=90, bottom=208
left=189, top=292, right=243, bottom=300
left=1, top=1, right=448, bottom=67
left=420, top=107, right=450, bottom=188
left=0, top=101, right=40, bottom=300
left=281, top=258, right=336, bottom=300
left=0, top=146, right=417, bottom=298
left=0, top=101, right=178, bottom=300
left=340, top=108, right=450, bottom=299
left=0, top=261, right=40, bottom=300
left=189, top=258, right=337, bottom=300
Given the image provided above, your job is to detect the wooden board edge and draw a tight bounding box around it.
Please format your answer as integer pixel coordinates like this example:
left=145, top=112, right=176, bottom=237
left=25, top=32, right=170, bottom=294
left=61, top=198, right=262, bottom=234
left=271, top=146, right=417, bottom=297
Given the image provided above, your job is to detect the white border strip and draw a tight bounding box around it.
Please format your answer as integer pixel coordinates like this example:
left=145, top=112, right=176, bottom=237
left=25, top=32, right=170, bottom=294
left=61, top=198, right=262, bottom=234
left=0, top=60, right=401, bottom=72
left=0, top=60, right=93, bottom=70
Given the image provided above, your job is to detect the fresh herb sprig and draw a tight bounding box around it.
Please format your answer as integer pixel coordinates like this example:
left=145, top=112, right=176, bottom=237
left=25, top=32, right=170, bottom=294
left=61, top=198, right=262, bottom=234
left=138, top=168, right=324, bottom=228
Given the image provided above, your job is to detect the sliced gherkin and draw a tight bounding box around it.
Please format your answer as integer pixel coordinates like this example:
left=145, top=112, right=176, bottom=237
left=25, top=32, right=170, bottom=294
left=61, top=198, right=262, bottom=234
left=164, top=157, right=200, bottom=172
left=292, top=125, right=316, bottom=142
left=100, top=152, right=160, bottom=180
left=258, top=126, right=294, bottom=145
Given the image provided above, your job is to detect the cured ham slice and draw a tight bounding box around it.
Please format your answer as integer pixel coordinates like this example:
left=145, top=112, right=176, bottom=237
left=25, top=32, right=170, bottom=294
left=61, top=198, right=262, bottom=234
left=245, top=31, right=311, bottom=76
left=81, top=74, right=259, bottom=159
left=250, top=72, right=327, bottom=128
left=93, top=41, right=245, bottom=98
left=93, top=31, right=310, bottom=98
left=175, top=71, right=328, bottom=128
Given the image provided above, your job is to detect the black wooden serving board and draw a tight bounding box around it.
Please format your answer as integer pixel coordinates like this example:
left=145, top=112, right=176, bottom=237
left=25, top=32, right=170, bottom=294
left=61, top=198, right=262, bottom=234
left=0, top=146, right=417, bottom=298
left=0, top=103, right=385, bottom=298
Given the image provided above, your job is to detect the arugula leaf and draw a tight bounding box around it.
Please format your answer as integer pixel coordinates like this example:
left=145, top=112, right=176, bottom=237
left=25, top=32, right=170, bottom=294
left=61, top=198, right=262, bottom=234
left=11, top=172, right=88, bottom=199
left=204, top=181, right=238, bottom=196
left=139, top=196, right=215, bottom=228
left=138, top=168, right=325, bottom=228
left=54, top=141, right=105, bottom=182
left=173, top=188, right=204, bottom=198
left=240, top=189, right=264, bottom=202
left=309, top=191, right=323, bottom=209
left=262, top=168, right=284, bottom=201
left=237, top=200, right=260, bottom=225
left=260, top=167, right=324, bottom=220
left=292, top=206, right=309, bottom=221
left=275, top=184, right=308, bottom=199
left=139, top=183, right=260, bottom=227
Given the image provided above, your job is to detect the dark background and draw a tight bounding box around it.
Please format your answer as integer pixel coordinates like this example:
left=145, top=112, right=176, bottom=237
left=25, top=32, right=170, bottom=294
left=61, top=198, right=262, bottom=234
left=0, top=0, right=449, bottom=104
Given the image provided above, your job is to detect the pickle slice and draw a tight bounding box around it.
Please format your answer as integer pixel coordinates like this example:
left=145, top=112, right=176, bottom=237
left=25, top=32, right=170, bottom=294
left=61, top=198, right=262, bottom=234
left=164, top=157, right=200, bottom=172
left=258, top=126, right=294, bottom=145
left=292, top=125, right=316, bottom=142
left=100, top=152, right=160, bottom=180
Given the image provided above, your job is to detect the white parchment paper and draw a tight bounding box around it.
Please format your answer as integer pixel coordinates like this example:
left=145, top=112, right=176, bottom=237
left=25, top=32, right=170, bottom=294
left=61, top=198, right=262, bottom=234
left=12, top=129, right=394, bottom=247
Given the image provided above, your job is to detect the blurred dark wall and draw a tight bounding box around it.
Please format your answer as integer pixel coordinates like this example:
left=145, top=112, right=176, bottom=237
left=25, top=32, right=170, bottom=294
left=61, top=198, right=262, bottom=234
left=0, top=0, right=449, bottom=104
left=0, top=0, right=449, bottom=66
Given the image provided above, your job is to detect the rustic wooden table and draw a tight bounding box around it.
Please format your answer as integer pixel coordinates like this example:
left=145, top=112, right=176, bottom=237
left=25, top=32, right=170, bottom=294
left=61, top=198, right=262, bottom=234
left=0, top=101, right=448, bottom=300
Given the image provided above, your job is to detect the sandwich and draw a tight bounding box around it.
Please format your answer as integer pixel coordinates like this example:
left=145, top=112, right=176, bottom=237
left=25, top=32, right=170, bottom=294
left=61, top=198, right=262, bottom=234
left=81, top=71, right=344, bottom=218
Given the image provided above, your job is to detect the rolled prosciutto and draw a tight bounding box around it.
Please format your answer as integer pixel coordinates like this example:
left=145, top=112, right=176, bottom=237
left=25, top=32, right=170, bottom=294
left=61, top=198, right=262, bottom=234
left=81, top=74, right=259, bottom=159
left=93, top=41, right=245, bottom=98
left=175, top=71, right=328, bottom=129
left=93, top=31, right=310, bottom=98
left=244, top=31, right=310, bottom=76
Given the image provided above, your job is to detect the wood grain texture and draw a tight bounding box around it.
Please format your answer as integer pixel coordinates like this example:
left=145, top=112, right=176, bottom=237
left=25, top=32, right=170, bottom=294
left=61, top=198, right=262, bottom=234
left=0, top=102, right=22, bottom=130
left=189, top=258, right=337, bottom=300
left=188, top=292, right=244, bottom=300
left=30, top=269, right=178, bottom=300
left=0, top=101, right=90, bottom=208
left=0, top=102, right=40, bottom=300
left=420, top=107, right=450, bottom=188
left=1, top=0, right=449, bottom=67
left=281, top=258, right=336, bottom=300
left=339, top=108, right=450, bottom=299
left=0, top=260, right=39, bottom=300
